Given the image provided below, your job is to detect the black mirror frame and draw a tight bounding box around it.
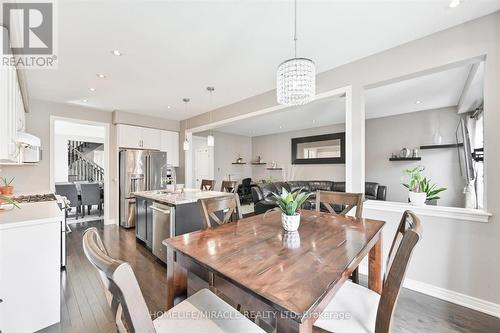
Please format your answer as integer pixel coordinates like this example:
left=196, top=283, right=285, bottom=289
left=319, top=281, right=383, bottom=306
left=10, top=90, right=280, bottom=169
left=291, top=132, right=345, bottom=165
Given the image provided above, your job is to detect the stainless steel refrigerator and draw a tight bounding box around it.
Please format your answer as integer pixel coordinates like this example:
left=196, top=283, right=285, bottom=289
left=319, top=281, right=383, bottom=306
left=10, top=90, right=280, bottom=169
left=119, top=149, right=167, bottom=228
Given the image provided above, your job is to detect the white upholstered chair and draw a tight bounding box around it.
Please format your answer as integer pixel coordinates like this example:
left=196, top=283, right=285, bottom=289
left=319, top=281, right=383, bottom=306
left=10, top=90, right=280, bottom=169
left=314, top=211, right=422, bottom=333
left=82, top=227, right=265, bottom=333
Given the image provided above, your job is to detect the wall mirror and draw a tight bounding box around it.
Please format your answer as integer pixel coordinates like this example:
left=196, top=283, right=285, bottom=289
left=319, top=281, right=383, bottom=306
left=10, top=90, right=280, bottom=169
left=291, top=133, right=345, bottom=164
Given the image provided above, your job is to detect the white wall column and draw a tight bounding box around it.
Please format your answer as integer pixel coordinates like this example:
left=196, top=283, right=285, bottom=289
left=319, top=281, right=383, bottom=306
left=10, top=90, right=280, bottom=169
left=345, top=84, right=365, bottom=193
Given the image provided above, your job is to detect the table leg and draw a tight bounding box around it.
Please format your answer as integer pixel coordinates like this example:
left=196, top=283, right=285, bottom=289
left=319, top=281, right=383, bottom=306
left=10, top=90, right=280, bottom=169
left=368, top=233, right=383, bottom=294
left=166, top=247, right=187, bottom=310
left=276, top=316, right=312, bottom=333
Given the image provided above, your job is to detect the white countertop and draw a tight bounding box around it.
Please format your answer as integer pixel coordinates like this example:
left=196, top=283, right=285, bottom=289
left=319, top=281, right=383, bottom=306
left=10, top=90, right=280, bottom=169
left=134, top=188, right=233, bottom=205
left=0, top=201, right=64, bottom=230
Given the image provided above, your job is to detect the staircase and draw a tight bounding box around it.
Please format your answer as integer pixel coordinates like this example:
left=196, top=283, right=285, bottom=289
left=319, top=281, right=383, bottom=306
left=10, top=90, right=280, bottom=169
left=68, top=141, right=104, bottom=182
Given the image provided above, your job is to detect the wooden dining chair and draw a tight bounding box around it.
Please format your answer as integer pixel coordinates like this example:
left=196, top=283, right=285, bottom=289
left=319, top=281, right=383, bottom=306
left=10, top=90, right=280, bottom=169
left=200, top=179, right=216, bottom=191
left=314, top=211, right=423, bottom=333
left=82, top=227, right=265, bottom=333
left=316, top=191, right=364, bottom=283
left=198, top=193, right=242, bottom=229
left=221, top=180, right=238, bottom=193
left=315, top=190, right=364, bottom=218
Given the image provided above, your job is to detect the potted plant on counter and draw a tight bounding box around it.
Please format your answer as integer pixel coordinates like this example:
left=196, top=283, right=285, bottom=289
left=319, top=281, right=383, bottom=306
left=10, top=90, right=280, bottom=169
left=271, top=188, right=312, bottom=232
left=402, top=166, right=426, bottom=206
left=402, top=166, right=446, bottom=206
left=0, top=177, right=15, bottom=195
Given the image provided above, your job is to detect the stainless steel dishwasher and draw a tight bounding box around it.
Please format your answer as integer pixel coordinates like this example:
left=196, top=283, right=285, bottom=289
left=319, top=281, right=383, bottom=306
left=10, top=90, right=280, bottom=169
left=151, top=202, right=175, bottom=264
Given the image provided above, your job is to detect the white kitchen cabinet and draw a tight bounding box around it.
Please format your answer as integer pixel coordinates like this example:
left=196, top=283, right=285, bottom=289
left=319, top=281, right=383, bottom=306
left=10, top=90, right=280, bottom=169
left=0, top=27, right=25, bottom=163
left=117, top=124, right=143, bottom=149
left=160, top=130, right=179, bottom=167
left=0, top=219, right=61, bottom=332
left=141, top=127, right=161, bottom=150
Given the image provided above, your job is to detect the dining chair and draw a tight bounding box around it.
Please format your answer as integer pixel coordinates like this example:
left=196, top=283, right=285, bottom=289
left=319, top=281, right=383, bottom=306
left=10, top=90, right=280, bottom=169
left=200, top=179, right=216, bottom=191
left=316, top=191, right=364, bottom=283
left=198, top=193, right=242, bottom=229
left=82, top=227, right=265, bottom=333
left=221, top=180, right=238, bottom=193
left=55, top=183, right=80, bottom=220
left=80, top=182, right=102, bottom=217
left=315, top=190, right=364, bottom=218
left=313, top=210, right=423, bottom=333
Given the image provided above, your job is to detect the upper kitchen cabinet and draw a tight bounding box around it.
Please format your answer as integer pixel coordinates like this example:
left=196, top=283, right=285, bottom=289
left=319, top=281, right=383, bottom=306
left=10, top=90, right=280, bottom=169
left=116, top=124, right=160, bottom=150
left=0, top=28, right=26, bottom=163
left=160, top=130, right=179, bottom=167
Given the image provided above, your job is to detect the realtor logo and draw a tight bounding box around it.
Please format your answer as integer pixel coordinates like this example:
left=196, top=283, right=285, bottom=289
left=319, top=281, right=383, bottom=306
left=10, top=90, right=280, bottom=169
left=3, top=2, right=53, bottom=54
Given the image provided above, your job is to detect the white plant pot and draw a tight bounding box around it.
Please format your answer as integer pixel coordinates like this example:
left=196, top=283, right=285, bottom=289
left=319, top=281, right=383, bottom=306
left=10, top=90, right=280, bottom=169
left=281, top=213, right=301, bottom=232
left=409, top=191, right=427, bottom=206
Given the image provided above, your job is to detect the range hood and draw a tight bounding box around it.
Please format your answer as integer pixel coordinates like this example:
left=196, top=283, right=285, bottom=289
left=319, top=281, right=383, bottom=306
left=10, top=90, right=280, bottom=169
left=16, top=132, right=41, bottom=147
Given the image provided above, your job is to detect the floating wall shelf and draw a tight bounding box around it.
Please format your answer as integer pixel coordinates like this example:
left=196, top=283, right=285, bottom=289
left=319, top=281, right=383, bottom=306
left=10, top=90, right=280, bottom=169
left=232, top=162, right=247, bottom=165
left=420, top=143, right=462, bottom=150
left=389, top=157, right=422, bottom=161
left=266, top=167, right=283, bottom=170
left=251, top=162, right=267, bottom=165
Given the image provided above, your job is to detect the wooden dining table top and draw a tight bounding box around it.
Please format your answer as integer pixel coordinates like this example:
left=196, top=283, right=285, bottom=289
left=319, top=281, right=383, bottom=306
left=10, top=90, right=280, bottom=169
left=164, top=210, right=385, bottom=321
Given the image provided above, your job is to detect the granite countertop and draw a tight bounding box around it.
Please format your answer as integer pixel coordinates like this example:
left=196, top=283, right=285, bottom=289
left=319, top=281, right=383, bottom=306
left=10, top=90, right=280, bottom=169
left=0, top=200, right=64, bottom=230
left=134, top=188, right=233, bottom=205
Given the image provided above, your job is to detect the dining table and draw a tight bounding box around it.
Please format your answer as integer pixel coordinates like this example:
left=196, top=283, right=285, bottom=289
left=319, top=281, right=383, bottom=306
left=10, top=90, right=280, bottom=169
left=164, top=209, right=385, bottom=333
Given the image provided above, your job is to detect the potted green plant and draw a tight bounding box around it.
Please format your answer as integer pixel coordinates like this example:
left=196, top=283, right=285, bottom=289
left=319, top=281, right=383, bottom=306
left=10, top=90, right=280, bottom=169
left=420, top=178, right=447, bottom=205
left=402, top=166, right=426, bottom=206
left=402, top=166, right=447, bottom=206
left=0, top=177, right=15, bottom=195
left=271, top=188, right=312, bottom=232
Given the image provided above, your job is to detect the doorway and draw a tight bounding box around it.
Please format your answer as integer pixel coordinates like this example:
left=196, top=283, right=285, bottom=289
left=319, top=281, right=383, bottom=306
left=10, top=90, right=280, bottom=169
left=191, top=135, right=214, bottom=189
left=50, top=117, right=110, bottom=225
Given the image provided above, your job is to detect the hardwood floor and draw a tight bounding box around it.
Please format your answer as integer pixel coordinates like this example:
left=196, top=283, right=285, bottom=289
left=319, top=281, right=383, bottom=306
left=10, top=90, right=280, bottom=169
left=40, top=220, right=499, bottom=333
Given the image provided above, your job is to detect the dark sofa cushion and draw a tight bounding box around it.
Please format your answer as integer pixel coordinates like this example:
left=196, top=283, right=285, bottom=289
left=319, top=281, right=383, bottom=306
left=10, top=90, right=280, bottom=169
left=287, top=181, right=311, bottom=193
left=308, top=181, right=334, bottom=192
left=365, top=182, right=379, bottom=199
left=259, top=183, right=277, bottom=201
left=332, top=182, right=345, bottom=192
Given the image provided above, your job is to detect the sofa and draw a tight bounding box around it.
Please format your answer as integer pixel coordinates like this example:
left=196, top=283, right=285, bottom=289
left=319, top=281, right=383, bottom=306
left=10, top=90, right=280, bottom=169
left=251, top=180, right=387, bottom=215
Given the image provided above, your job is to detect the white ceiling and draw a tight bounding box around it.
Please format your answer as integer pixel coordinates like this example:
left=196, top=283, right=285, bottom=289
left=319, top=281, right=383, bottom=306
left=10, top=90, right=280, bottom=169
left=214, top=63, right=476, bottom=137
left=15, top=0, right=500, bottom=120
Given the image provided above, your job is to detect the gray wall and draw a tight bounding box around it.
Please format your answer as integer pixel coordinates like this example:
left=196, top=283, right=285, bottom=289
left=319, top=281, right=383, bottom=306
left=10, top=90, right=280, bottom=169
left=366, top=107, right=464, bottom=207
left=180, top=13, right=500, bottom=306
left=212, top=131, right=252, bottom=188
left=251, top=124, right=345, bottom=182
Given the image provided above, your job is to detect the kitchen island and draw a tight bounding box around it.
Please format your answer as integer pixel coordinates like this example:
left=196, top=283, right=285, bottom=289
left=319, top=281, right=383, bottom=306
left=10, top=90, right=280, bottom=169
left=133, top=189, right=232, bottom=263
left=0, top=200, right=63, bottom=332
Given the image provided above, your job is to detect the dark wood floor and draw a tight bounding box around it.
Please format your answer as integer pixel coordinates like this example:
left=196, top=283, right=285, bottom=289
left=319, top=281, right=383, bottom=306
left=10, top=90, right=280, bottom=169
left=40, top=220, right=500, bottom=333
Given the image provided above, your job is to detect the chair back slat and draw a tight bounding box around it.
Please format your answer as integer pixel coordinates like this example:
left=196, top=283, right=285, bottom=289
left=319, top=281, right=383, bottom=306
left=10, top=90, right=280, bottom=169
left=200, top=179, right=216, bottom=191
left=375, top=211, right=423, bottom=333
left=315, top=191, right=364, bottom=218
left=221, top=180, right=238, bottom=193
left=198, top=193, right=242, bottom=229
left=82, top=228, right=155, bottom=333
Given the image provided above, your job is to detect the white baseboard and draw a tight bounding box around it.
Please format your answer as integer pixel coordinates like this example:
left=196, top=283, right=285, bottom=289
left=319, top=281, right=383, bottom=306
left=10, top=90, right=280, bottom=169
left=358, top=266, right=500, bottom=318
left=402, top=278, right=500, bottom=318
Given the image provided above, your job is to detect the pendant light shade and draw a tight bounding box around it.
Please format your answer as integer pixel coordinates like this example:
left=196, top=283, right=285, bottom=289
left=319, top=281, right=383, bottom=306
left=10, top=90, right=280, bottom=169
left=276, top=0, right=315, bottom=106
left=207, top=134, right=214, bottom=147
left=277, top=58, right=315, bottom=106
left=183, top=98, right=190, bottom=151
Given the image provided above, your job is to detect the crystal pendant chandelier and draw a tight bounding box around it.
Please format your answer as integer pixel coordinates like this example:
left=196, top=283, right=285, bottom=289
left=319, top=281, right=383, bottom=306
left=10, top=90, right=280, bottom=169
left=276, top=0, right=315, bottom=106
left=182, top=98, right=190, bottom=151
left=207, top=87, right=215, bottom=147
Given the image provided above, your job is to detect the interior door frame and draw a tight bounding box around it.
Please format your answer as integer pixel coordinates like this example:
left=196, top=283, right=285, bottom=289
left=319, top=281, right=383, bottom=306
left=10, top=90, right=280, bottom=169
left=49, top=116, right=111, bottom=225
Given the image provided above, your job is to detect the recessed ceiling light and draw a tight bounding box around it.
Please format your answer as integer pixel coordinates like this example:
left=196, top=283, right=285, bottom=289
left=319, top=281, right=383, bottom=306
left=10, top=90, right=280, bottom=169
left=89, top=87, right=96, bottom=92
left=279, top=125, right=283, bottom=129
left=312, top=119, right=316, bottom=123
left=448, top=0, right=461, bottom=8
left=415, top=100, right=422, bottom=104
left=167, top=106, right=171, bottom=109
left=111, top=50, right=122, bottom=56
left=82, top=99, right=88, bottom=103
left=97, top=73, right=106, bottom=78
